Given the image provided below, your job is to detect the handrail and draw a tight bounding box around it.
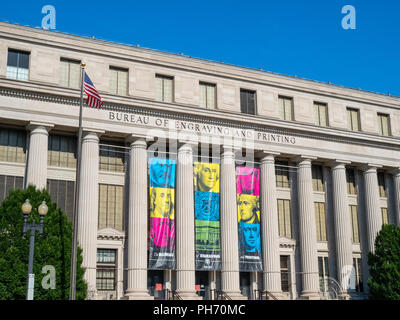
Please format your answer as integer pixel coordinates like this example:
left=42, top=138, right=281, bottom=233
left=166, top=290, right=183, bottom=300
left=258, top=290, right=278, bottom=300
left=216, top=291, right=232, bottom=300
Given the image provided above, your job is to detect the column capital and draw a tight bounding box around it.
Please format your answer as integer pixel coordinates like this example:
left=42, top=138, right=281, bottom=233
left=26, top=121, right=54, bottom=132
left=82, top=131, right=102, bottom=142
left=328, top=159, right=351, bottom=170
left=295, top=155, right=317, bottom=166
left=125, top=134, right=154, bottom=147
left=178, top=139, right=198, bottom=151
left=360, top=164, right=383, bottom=173
left=257, top=150, right=280, bottom=162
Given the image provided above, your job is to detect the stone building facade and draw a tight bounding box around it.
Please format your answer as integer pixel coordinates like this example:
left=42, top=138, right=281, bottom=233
left=0, top=22, right=399, bottom=300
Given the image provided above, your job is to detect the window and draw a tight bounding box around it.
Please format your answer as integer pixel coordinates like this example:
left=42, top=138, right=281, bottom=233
left=315, top=202, right=327, bottom=241
left=312, top=165, right=324, bottom=192
left=60, top=58, right=81, bottom=89
left=346, top=168, right=357, bottom=195
left=0, top=175, right=23, bottom=203
left=381, top=207, right=389, bottom=225
left=99, top=142, right=125, bottom=172
left=277, top=199, right=292, bottom=238
left=353, top=258, right=363, bottom=292
left=318, top=256, right=329, bottom=294
left=199, top=82, right=216, bottom=109
left=278, top=96, right=293, bottom=121
left=240, top=89, right=256, bottom=115
left=47, top=179, right=75, bottom=221
left=350, top=205, right=360, bottom=243
left=156, top=74, right=173, bottom=102
left=96, top=249, right=117, bottom=291
left=314, top=102, right=328, bottom=127
left=275, top=161, right=290, bottom=188
left=6, top=49, right=29, bottom=81
left=109, top=67, right=128, bottom=96
left=377, top=113, right=390, bottom=136
left=280, top=255, right=290, bottom=292
left=98, top=184, right=124, bottom=231
left=347, top=108, right=360, bottom=132
left=48, top=134, right=77, bottom=168
left=377, top=172, right=387, bottom=198
left=0, top=128, right=26, bottom=163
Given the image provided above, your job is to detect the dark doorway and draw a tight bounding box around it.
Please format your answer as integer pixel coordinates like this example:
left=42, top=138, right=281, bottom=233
left=195, top=271, right=210, bottom=299
left=148, top=270, right=164, bottom=299
left=240, top=272, right=251, bottom=299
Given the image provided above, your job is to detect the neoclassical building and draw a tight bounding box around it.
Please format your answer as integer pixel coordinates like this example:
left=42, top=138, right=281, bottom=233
left=0, top=22, right=399, bottom=300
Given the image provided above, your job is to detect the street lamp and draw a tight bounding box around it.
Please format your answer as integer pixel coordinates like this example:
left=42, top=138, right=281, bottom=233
left=22, top=199, right=48, bottom=300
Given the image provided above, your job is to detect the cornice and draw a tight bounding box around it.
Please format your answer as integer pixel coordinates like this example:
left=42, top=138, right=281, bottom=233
left=1, top=84, right=400, bottom=152
left=1, top=22, right=400, bottom=109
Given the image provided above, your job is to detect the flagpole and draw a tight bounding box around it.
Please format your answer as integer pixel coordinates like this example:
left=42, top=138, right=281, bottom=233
left=70, top=63, right=85, bottom=300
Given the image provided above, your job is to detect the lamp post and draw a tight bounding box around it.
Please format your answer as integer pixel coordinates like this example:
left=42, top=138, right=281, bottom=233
left=22, top=199, right=48, bottom=300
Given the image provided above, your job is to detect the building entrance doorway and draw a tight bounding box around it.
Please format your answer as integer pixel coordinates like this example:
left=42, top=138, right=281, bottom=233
left=195, top=271, right=210, bottom=299
left=240, top=272, right=251, bottom=299
left=148, top=270, right=164, bottom=299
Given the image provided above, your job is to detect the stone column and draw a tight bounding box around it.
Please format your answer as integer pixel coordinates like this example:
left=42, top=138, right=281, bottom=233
left=392, top=168, right=400, bottom=227
left=330, top=161, right=353, bottom=298
left=77, top=131, right=102, bottom=297
left=175, top=142, right=200, bottom=299
left=296, top=156, right=320, bottom=299
left=220, top=146, right=245, bottom=299
left=124, top=137, right=153, bottom=299
left=25, top=122, right=54, bottom=189
left=362, top=165, right=382, bottom=254
left=259, top=152, right=282, bottom=298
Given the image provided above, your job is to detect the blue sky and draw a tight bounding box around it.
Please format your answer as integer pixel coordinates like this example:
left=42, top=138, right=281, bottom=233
left=1, top=0, right=399, bottom=96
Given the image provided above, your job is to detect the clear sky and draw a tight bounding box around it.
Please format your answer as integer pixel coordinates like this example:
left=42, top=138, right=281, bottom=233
left=1, top=0, right=399, bottom=96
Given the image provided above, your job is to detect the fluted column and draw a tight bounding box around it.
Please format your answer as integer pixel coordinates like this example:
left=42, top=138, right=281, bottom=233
left=362, top=165, right=382, bottom=254
left=259, top=153, right=282, bottom=297
left=176, top=142, right=200, bottom=299
left=77, top=131, right=101, bottom=296
left=220, top=146, right=245, bottom=299
left=330, top=161, right=353, bottom=298
left=125, top=137, right=153, bottom=299
left=296, top=156, right=320, bottom=299
left=25, top=122, right=54, bottom=189
left=392, top=168, right=400, bottom=227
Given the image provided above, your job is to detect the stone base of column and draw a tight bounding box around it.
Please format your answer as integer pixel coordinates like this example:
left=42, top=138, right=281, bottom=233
left=175, top=290, right=203, bottom=300
left=298, top=291, right=321, bottom=300
left=123, top=289, right=154, bottom=300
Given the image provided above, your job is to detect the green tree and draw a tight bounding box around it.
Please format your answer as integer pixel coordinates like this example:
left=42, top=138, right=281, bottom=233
left=0, top=185, right=87, bottom=300
left=368, top=224, right=400, bottom=300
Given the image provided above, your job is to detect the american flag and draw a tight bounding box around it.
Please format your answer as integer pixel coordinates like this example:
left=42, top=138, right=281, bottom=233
left=83, top=72, right=102, bottom=108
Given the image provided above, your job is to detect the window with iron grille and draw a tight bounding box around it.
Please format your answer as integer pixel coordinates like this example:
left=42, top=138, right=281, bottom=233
left=156, top=74, right=173, bottom=102
left=315, top=202, right=327, bottom=241
left=377, top=113, right=390, bottom=136
left=314, top=102, right=328, bottom=127
left=350, top=205, right=360, bottom=243
left=377, top=172, right=387, bottom=198
left=109, top=66, right=128, bottom=96
left=312, top=165, right=324, bottom=192
left=96, top=249, right=117, bottom=291
left=48, top=134, right=77, bottom=168
left=277, top=199, right=292, bottom=238
left=6, top=49, right=29, bottom=81
left=46, top=179, right=75, bottom=221
left=346, top=168, right=357, bottom=195
left=240, top=89, right=256, bottom=115
left=0, top=175, right=23, bottom=203
left=347, top=108, right=360, bottom=132
left=60, top=58, right=81, bottom=89
left=278, top=96, right=293, bottom=121
left=0, top=128, right=26, bottom=163
left=98, top=184, right=124, bottom=231
left=99, top=142, right=125, bottom=173
left=280, top=255, right=290, bottom=292
left=353, top=258, right=363, bottom=292
left=199, top=82, right=216, bottom=109
left=275, top=161, right=290, bottom=188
